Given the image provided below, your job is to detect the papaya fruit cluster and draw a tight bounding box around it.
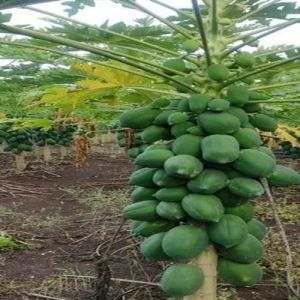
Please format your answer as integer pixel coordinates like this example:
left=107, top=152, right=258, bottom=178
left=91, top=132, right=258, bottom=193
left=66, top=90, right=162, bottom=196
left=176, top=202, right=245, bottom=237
left=119, top=93, right=300, bottom=297
left=118, top=74, right=300, bottom=298
left=0, top=123, right=76, bottom=155
left=279, top=141, right=300, bottom=159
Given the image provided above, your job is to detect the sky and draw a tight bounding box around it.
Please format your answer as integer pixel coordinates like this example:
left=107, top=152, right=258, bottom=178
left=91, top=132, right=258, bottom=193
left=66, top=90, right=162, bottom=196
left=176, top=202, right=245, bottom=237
left=2, top=0, right=300, bottom=51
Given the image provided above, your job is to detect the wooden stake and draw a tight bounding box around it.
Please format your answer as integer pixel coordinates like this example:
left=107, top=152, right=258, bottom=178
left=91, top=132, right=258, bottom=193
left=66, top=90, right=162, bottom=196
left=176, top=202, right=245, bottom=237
left=15, top=154, right=27, bottom=173
left=184, top=246, right=218, bottom=300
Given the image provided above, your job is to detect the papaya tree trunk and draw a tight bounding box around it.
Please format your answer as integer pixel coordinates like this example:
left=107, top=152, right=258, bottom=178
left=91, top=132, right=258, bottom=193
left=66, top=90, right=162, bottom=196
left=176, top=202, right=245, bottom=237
left=60, top=146, right=67, bottom=160
left=15, top=153, right=27, bottom=173
left=43, top=146, right=52, bottom=163
left=183, top=246, right=218, bottom=300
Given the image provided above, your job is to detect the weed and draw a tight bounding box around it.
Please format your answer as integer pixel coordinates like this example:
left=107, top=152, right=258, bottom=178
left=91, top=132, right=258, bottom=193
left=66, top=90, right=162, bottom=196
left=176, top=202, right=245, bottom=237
left=0, top=232, right=28, bottom=251
left=217, top=287, right=237, bottom=300
left=62, top=186, right=130, bottom=213
left=21, top=214, right=65, bottom=229
left=0, top=206, right=13, bottom=217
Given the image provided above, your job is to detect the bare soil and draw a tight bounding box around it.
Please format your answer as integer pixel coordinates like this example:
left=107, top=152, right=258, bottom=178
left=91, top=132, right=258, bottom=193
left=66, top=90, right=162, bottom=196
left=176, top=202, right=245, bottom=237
left=0, top=151, right=299, bottom=300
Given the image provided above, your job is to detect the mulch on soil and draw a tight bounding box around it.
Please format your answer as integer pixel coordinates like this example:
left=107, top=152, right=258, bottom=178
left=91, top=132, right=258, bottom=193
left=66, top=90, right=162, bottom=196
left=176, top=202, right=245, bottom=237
left=0, top=152, right=299, bottom=300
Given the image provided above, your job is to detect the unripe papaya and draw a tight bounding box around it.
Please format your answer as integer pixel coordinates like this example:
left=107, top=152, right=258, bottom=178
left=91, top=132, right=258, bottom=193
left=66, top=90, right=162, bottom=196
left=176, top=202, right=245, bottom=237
left=234, top=52, right=255, bottom=68
left=182, top=39, right=201, bottom=53
left=227, top=85, right=249, bottom=107
left=207, top=64, right=230, bottom=82
left=163, top=58, right=186, bottom=74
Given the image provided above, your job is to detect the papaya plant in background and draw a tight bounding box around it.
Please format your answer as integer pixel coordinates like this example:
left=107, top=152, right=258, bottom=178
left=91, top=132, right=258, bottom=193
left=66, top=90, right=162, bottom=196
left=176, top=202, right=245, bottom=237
left=1, top=0, right=300, bottom=299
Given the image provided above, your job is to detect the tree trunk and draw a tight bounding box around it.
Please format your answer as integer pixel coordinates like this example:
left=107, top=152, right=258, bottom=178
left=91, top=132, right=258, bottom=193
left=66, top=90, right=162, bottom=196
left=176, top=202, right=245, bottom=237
left=15, top=154, right=27, bottom=173
left=60, top=146, right=67, bottom=160
left=43, top=146, right=52, bottom=163
left=183, top=246, right=218, bottom=300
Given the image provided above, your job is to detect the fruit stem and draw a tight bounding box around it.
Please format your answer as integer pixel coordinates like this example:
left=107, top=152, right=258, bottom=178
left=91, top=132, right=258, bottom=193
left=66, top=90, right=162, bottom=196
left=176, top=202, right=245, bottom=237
left=0, top=23, right=200, bottom=92
left=183, top=245, right=218, bottom=300
left=251, top=81, right=300, bottom=91
left=211, top=0, right=218, bottom=36
left=116, top=0, right=195, bottom=39
left=23, top=6, right=186, bottom=59
left=223, top=18, right=300, bottom=57
left=150, top=0, right=195, bottom=20
left=222, top=53, right=300, bottom=86
left=191, top=0, right=212, bottom=66
left=0, top=41, right=157, bottom=80
left=237, top=0, right=281, bottom=23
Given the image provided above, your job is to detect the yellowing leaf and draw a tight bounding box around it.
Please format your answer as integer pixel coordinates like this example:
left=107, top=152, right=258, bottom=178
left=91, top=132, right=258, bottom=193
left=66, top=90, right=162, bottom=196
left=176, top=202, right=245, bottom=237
left=72, top=63, right=148, bottom=86
left=40, top=87, right=69, bottom=104
left=77, top=79, right=120, bottom=90
left=276, top=124, right=300, bottom=148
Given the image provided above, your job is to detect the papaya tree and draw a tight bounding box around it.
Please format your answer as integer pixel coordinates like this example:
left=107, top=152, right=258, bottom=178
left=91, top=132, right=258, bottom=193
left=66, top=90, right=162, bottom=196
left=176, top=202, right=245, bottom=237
left=0, top=0, right=300, bottom=299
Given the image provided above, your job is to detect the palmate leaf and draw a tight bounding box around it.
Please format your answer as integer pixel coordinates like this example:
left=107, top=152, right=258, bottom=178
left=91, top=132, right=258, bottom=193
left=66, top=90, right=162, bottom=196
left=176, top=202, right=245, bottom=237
left=0, top=0, right=95, bottom=16
left=251, top=2, right=300, bottom=20
left=72, top=63, right=150, bottom=86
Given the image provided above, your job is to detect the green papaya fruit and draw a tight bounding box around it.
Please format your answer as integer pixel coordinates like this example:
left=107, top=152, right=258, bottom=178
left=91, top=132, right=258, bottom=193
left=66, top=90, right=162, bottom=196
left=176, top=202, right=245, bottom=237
left=140, top=232, right=169, bottom=261
left=141, top=125, right=170, bottom=144
left=225, top=201, right=254, bottom=221
left=167, top=112, right=189, bottom=125
left=187, top=169, right=228, bottom=194
left=172, top=134, right=202, bottom=157
left=160, top=264, right=204, bottom=297
left=219, top=234, right=263, bottom=263
left=247, top=218, right=267, bottom=241
left=233, top=149, right=276, bottom=177
left=182, top=39, right=201, bottom=52
left=123, top=200, right=159, bottom=221
left=268, top=165, right=300, bottom=186
left=156, top=202, right=187, bottom=221
left=218, top=259, right=263, bottom=286
left=250, top=114, right=278, bottom=132
left=207, top=64, right=230, bottom=82
left=129, top=168, right=156, bottom=187
left=164, top=154, right=203, bottom=179
left=227, top=85, right=249, bottom=107
left=153, top=109, right=177, bottom=126
left=188, top=94, right=210, bottom=113
left=227, top=107, right=249, bottom=124
left=155, top=186, right=190, bottom=202
left=162, top=225, right=209, bottom=259
left=208, top=214, right=248, bottom=248
left=120, top=107, right=160, bottom=129
left=234, top=52, right=255, bottom=68
left=163, top=58, right=186, bottom=74
left=135, top=149, right=174, bottom=168
left=132, top=220, right=177, bottom=237
left=171, top=122, right=194, bottom=138
left=232, top=128, right=263, bottom=149
left=198, top=112, right=241, bottom=134
left=207, top=99, right=230, bottom=112
left=132, top=187, right=157, bottom=202
left=182, top=194, right=224, bottom=222
left=153, top=169, right=186, bottom=187
left=228, top=177, right=264, bottom=198
left=201, top=135, right=240, bottom=164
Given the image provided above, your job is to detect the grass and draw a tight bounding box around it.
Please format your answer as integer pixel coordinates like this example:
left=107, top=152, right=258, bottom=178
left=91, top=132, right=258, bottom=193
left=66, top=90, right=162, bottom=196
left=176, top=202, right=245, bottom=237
left=61, top=186, right=130, bottom=213
left=20, top=214, right=65, bottom=230
left=0, top=206, right=13, bottom=217
left=0, top=233, right=29, bottom=251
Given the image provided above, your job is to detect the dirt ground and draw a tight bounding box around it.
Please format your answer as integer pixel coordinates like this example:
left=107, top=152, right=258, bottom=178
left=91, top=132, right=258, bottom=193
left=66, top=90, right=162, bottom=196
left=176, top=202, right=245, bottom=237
left=0, top=150, right=299, bottom=300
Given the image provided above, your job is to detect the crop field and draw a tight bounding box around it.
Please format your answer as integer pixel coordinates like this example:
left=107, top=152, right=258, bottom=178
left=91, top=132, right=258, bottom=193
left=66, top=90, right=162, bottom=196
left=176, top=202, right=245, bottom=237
left=1, top=0, right=300, bottom=299
left=0, top=143, right=298, bottom=300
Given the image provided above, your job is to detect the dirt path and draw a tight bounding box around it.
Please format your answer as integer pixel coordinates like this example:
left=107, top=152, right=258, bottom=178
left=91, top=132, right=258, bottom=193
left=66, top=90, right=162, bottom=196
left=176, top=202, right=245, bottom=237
left=0, top=153, right=299, bottom=300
